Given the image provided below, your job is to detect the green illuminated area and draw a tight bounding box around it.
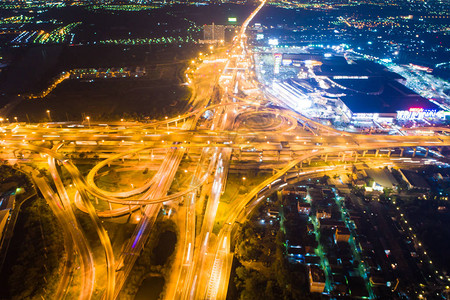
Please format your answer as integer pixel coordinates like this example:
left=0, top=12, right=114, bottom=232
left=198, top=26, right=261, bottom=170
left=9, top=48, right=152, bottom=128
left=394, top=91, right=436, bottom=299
left=12, top=22, right=81, bottom=45
left=86, top=4, right=162, bottom=11
left=267, top=0, right=336, bottom=10
left=4, top=4, right=202, bottom=47
left=36, top=22, right=80, bottom=44
left=100, top=35, right=196, bottom=46
left=98, top=15, right=200, bottom=46
left=0, top=2, right=65, bottom=9
left=0, top=15, right=34, bottom=25
left=266, top=0, right=408, bottom=10
left=335, top=16, right=400, bottom=29
left=332, top=190, right=374, bottom=298
left=51, top=23, right=78, bottom=42
left=296, top=183, right=373, bottom=297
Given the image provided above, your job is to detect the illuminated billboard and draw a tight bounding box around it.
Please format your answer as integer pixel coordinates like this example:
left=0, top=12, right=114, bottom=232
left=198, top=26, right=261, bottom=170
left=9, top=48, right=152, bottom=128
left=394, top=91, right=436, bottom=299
left=228, top=17, right=237, bottom=23
left=397, top=108, right=440, bottom=120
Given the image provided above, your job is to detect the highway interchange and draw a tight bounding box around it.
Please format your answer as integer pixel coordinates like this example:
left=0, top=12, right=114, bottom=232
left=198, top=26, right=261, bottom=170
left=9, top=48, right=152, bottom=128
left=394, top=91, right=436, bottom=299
left=1, top=0, right=450, bottom=299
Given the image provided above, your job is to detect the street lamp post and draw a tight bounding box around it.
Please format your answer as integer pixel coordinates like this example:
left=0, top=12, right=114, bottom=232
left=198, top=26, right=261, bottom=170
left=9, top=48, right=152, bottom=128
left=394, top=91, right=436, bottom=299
left=46, top=110, right=52, bottom=122
left=86, top=116, right=91, bottom=127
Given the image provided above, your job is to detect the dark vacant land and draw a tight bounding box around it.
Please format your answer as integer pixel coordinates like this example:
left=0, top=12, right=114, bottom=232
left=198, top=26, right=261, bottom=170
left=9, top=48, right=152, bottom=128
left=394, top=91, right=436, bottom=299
left=11, top=69, right=190, bottom=122
left=403, top=198, right=450, bottom=274
left=0, top=3, right=258, bottom=122
left=6, top=44, right=205, bottom=122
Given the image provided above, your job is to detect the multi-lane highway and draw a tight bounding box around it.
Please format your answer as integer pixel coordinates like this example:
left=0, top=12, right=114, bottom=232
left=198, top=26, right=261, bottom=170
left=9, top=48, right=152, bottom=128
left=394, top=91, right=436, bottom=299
left=1, top=0, right=450, bottom=299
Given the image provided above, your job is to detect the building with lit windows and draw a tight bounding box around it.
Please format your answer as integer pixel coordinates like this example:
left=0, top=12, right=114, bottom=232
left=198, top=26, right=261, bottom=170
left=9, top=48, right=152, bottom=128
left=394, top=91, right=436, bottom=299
left=202, top=23, right=225, bottom=42
left=272, top=52, right=443, bottom=124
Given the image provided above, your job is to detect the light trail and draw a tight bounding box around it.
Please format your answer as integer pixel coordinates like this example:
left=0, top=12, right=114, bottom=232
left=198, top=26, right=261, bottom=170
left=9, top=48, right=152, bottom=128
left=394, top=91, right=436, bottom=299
left=1, top=0, right=450, bottom=298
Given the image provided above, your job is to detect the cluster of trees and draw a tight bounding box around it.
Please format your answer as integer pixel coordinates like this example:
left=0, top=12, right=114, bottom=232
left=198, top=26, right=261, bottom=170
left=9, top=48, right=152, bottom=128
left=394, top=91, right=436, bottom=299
left=235, top=220, right=276, bottom=265
left=0, top=165, right=32, bottom=190
left=389, top=168, right=409, bottom=191
left=0, top=197, right=64, bottom=299
left=234, top=227, right=324, bottom=300
left=284, top=210, right=309, bottom=245
left=120, top=219, right=178, bottom=300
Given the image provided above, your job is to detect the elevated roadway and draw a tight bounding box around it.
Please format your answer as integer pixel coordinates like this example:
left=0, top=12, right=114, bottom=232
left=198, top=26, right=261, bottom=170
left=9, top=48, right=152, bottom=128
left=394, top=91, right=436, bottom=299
left=1, top=0, right=450, bottom=298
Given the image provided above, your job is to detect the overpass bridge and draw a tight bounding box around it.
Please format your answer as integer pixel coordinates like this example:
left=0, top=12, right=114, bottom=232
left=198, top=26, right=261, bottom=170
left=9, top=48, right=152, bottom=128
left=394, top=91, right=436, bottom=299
left=0, top=1, right=449, bottom=299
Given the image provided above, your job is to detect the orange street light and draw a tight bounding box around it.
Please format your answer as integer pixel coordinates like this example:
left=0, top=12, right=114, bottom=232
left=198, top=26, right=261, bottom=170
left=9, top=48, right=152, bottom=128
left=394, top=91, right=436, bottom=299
left=46, top=110, right=52, bottom=122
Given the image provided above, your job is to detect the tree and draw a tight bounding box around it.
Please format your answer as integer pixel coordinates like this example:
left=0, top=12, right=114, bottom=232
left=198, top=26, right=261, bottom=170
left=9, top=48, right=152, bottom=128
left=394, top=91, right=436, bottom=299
left=240, top=270, right=266, bottom=300
left=265, top=280, right=277, bottom=300
left=320, top=175, right=330, bottom=184
left=236, top=266, right=249, bottom=280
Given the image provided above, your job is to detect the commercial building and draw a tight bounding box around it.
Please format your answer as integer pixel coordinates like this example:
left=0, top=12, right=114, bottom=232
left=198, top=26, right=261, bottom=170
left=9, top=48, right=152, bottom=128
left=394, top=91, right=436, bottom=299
left=271, top=52, right=442, bottom=124
left=202, top=23, right=225, bottom=43
left=316, top=57, right=441, bottom=123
